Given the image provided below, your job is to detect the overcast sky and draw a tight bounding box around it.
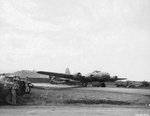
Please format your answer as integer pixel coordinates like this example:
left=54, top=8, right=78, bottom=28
left=0, top=0, right=150, bottom=81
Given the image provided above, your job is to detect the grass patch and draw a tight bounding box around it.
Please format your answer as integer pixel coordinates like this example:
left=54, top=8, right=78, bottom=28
left=5, top=88, right=150, bottom=106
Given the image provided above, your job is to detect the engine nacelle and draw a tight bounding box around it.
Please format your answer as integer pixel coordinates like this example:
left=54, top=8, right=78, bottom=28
left=73, top=72, right=82, bottom=79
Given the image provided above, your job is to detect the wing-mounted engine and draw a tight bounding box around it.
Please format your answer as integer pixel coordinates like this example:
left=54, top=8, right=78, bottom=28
left=73, top=72, right=82, bottom=79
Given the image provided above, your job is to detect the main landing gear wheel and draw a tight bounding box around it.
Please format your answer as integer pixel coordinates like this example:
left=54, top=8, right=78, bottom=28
left=81, top=82, right=88, bottom=87
left=101, top=82, right=106, bottom=87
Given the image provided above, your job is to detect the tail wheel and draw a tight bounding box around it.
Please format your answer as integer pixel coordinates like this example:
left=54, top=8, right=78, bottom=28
left=101, top=82, right=106, bottom=87
left=81, top=82, right=88, bottom=87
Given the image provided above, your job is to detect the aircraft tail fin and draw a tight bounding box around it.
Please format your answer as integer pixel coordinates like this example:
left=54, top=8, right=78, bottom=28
left=65, top=68, right=71, bottom=75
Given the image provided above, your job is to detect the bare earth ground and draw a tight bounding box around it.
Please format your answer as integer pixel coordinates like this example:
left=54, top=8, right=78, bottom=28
left=0, top=83, right=150, bottom=116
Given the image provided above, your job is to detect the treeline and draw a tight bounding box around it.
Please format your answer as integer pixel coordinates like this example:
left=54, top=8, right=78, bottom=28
left=115, top=80, right=150, bottom=89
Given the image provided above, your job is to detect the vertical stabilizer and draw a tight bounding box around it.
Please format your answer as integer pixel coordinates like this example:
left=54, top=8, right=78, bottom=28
left=65, top=68, right=71, bottom=75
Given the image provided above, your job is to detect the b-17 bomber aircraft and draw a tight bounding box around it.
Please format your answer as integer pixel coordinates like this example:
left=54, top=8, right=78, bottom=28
left=37, top=68, right=126, bottom=87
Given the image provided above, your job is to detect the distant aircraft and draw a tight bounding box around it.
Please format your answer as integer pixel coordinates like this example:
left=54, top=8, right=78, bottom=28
left=37, top=68, right=126, bottom=87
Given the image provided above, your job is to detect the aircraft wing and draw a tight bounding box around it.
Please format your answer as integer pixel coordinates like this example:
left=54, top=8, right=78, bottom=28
left=109, top=76, right=127, bottom=82
left=115, top=78, right=127, bottom=80
left=37, top=71, right=75, bottom=80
